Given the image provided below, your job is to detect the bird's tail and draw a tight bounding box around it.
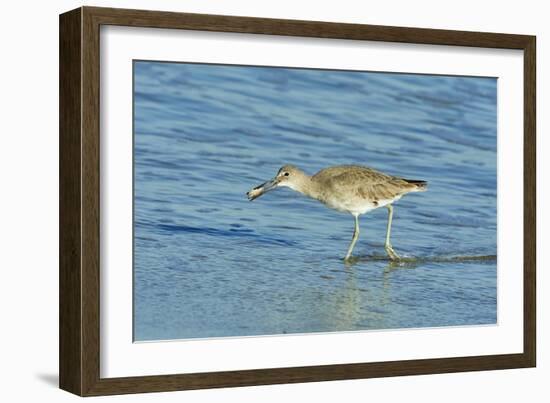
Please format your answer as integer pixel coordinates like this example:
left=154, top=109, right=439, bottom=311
left=404, top=179, right=428, bottom=192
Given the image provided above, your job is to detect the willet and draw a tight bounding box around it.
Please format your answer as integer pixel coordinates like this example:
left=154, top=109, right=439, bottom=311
left=247, top=164, right=427, bottom=261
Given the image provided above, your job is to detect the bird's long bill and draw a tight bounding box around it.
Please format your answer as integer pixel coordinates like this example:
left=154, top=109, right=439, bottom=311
left=246, top=178, right=278, bottom=201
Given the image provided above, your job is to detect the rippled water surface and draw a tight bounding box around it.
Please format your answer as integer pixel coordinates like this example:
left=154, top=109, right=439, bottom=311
left=133, top=61, right=497, bottom=341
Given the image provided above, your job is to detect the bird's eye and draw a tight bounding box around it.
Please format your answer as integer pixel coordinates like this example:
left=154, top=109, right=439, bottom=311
left=283, top=172, right=290, bottom=177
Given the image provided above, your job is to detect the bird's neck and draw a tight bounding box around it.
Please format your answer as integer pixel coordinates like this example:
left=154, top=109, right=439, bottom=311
left=292, top=175, right=322, bottom=201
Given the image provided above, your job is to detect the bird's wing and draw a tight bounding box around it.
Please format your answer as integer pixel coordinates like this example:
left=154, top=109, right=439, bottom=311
left=323, top=168, right=414, bottom=202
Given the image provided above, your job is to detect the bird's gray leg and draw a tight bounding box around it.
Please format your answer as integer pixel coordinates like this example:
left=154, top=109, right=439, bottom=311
left=385, top=204, right=400, bottom=260
left=344, top=214, right=360, bottom=261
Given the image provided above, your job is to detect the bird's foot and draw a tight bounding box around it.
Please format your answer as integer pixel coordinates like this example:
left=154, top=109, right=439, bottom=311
left=385, top=244, right=401, bottom=261
left=344, top=255, right=360, bottom=265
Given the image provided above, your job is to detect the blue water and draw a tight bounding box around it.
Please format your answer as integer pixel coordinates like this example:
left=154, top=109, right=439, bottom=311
left=133, top=61, right=497, bottom=341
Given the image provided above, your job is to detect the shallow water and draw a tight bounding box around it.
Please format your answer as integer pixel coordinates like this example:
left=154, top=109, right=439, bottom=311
left=133, top=61, right=497, bottom=341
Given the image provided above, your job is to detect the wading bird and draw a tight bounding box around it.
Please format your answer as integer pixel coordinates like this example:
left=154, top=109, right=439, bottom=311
left=247, top=164, right=427, bottom=261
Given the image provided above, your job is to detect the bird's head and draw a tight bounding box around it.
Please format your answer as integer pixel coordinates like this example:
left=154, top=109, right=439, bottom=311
left=246, top=164, right=306, bottom=201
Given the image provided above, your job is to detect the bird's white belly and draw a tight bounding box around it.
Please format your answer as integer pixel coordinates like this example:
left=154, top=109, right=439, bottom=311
left=322, top=195, right=401, bottom=215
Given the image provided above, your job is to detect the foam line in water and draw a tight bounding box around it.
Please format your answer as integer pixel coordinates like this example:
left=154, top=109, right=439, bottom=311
left=354, top=254, right=497, bottom=264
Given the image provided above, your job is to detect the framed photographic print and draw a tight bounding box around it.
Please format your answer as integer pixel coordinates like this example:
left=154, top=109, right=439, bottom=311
left=59, top=6, right=536, bottom=396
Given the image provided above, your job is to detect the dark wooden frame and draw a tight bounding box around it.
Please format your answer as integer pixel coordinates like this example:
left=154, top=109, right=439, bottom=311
left=60, top=6, right=536, bottom=396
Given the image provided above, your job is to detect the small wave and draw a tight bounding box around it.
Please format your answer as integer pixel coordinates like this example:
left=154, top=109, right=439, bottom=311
left=155, top=223, right=296, bottom=246
left=351, top=254, right=496, bottom=264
